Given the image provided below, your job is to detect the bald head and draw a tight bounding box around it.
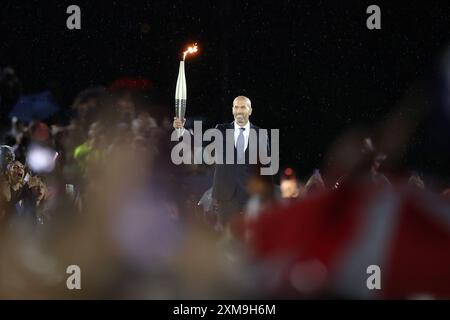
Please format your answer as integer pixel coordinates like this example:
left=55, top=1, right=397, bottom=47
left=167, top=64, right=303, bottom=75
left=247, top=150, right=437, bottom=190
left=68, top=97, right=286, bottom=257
left=233, top=96, right=251, bottom=108
left=232, top=96, right=252, bottom=126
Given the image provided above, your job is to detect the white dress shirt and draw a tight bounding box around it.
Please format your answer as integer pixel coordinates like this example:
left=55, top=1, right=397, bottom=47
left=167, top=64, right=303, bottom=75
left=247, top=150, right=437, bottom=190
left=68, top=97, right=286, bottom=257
left=234, top=121, right=251, bottom=151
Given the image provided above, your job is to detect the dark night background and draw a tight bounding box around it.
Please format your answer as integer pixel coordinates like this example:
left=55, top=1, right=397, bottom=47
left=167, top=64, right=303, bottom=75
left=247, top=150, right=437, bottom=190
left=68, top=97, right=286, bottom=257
left=1, top=0, right=450, bottom=185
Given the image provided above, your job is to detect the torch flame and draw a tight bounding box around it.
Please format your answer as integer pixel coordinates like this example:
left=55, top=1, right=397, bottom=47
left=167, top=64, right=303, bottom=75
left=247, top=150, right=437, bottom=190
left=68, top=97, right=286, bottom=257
left=183, top=43, right=198, bottom=60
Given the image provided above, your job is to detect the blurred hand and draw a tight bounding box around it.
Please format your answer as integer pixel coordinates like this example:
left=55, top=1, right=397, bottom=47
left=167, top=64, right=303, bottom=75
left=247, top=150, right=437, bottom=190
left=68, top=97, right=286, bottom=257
left=173, top=117, right=186, bottom=129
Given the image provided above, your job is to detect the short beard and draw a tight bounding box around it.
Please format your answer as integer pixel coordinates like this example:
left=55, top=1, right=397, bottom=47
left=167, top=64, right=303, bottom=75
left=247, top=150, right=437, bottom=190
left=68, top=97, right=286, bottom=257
left=235, top=117, right=247, bottom=125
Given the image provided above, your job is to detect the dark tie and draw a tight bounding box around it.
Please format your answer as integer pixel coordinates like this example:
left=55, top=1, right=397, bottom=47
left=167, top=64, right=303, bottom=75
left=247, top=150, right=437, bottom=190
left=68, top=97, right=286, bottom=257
left=237, top=127, right=245, bottom=163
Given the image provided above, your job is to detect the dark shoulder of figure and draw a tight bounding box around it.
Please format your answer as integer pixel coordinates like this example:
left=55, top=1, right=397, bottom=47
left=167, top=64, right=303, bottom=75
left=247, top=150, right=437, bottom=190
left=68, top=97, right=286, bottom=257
left=215, top=123, right=228, bottom=130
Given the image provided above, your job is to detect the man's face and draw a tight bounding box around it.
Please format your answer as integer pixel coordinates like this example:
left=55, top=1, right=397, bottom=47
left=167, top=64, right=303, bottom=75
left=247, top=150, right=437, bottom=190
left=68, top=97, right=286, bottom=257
left=280, top=179, right=300, bottom=198
left=9, top=161, right=25, bottom=183
left=232, top=99, right=252, bottom=126
left=31, top=180, right=46, bottom=202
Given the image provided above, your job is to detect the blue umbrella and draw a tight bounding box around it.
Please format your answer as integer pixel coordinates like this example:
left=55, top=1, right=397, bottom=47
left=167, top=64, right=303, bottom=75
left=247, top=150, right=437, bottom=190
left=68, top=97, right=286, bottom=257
left=9, top=90, right=60, bottom=122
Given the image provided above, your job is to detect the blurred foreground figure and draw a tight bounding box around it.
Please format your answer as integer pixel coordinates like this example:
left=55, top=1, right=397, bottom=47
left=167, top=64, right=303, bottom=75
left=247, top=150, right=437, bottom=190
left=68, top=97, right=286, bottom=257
left=408, top=173, right=425, bottom=191
left=334, top=137, right=390, bottom=190
left=280, top=168, right=302, bottom=200
left=0, top=145, right=15, bottom=172
left=443, top=188, right=450, bottom=200
left=247, top=180, right=450, bottom=299
left=304, top=169, right=326, bottom=196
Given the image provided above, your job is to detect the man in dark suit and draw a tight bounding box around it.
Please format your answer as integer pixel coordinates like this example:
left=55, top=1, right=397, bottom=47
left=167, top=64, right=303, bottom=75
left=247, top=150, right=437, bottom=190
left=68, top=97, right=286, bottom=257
left=173, top=96, right=271, bottom=224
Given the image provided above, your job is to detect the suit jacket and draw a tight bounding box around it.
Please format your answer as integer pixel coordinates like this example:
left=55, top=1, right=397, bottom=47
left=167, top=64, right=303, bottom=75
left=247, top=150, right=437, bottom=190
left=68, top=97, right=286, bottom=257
left=211, top=121, right=271, bottom=202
